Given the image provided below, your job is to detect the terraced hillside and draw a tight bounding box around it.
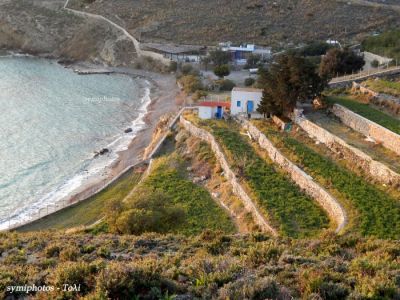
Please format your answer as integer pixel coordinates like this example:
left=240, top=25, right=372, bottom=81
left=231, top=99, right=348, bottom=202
left=187, top=115, right=330, bottom=238
left=253, top=120, right=400, bottom=239
left=68, top=0, right=400, bottom=47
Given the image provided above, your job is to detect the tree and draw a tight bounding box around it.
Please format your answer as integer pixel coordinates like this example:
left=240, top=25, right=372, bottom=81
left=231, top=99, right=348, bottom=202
left=245, top=54, right=262, bottom=69
left=244, top=77, right=256, bottom=87
left=214, top=64, right=230, bottom=78
left=257, top=54, right=327, bottom=117
left=319, top=48, right=365, bottom=78
left=209, top=49, right=232, bottom=66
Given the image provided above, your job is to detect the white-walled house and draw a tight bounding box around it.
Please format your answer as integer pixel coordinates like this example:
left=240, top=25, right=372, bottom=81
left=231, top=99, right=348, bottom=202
left=197, top=101, right=230, bottom=119
left=230, top=87, right=263, bottom=116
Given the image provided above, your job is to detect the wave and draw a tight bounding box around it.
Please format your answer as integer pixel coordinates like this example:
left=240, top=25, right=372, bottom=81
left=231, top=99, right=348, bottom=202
left=0, top=80, right=152, bottom=230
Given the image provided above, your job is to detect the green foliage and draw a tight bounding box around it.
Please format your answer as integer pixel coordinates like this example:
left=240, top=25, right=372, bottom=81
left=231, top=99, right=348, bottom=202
left=364, top=78, right=400, bottom=97
left=257, top=53, right=327, bottom=116
left=114, top=191, right=186, bottom=235
left=218, top=79, right=236, bottom=91
left=362, top=30, right=400, bottom=61
left=297, top=41, right=333, bottom=57
left=254, top=121, right=400, bottom=239
left=327, top=96, right=400, bottom=135
left=208, top=49, right=232, bottom=66
left=107, top=154, right=235, bottom=236
left=213, top=64, right=230, bottom=78
left=244, top=77, right=256, bottom=87
left=179, top=75, right=203, bottom=94
left=319, top=48, right=365, bottom=78
left=192, top=89, right=208, bottom=101
left=205, top=121, right=329, bottom=237
left=244, top=53, right=262, bottom=69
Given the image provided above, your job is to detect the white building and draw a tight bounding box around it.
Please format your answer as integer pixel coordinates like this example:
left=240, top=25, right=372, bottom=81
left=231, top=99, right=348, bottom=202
left=197, top=101, right=230, bottom=119
left=219, top=42, right=272, bottom=65
left=230, top=87, right=263, bottom=116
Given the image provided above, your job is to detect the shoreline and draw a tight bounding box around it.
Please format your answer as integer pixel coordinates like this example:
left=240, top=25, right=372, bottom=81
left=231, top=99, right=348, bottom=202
left=1, top=58, right=179, bottom=230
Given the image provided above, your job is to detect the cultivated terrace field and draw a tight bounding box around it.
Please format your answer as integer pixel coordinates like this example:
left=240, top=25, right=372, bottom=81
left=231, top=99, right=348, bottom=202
left=187, top=116, right=330, bottom=238
left=253, top=120, right=400, bottom=239
left=327, top=96, right=400, bottom=134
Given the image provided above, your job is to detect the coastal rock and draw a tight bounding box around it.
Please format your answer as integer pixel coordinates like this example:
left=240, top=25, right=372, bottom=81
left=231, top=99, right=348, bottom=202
left=99, top=148, right=109, bottom=155
left=124, top=128, right=133, bottom=133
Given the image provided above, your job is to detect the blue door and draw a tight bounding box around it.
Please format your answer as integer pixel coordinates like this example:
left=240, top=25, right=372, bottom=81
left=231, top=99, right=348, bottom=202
left=247, top=101, right=254, bottom=113
left=216, top=106, right=223, bottom=119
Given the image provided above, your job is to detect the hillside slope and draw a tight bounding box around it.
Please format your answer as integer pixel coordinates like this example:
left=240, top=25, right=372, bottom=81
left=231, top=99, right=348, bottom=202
left=68, top=0, right=400, bottom=47
left=0, top=0, right=137, bottom=66
left=0, top=231, right=399, bottom=299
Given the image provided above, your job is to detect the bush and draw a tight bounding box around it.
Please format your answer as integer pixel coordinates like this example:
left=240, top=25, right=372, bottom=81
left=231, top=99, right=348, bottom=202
left=179, top=75, right=203, bottom=94
left=244, top=77, right=256, bottom=87
left=95, top=261, right=170, bottom=299
left=214, top=64, right=230, bottom=78
left=114, top=191, right=186, bottom=235
left=218, top=79, right=236, bottom=91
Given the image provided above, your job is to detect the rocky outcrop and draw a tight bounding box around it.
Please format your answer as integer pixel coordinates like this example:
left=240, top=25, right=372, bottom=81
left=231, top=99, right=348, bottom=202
left=239, top=119, right=347, bottom=233
left=331, top=104, right=400, bottom=156
left=180, top=116, right=278, bottom=236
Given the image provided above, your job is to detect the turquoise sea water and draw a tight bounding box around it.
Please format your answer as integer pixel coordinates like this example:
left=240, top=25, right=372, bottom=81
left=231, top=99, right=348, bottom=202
left=0, top=57, right=149, bottom=228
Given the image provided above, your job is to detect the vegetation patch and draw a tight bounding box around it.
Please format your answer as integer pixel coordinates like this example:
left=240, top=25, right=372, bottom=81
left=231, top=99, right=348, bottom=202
left=362, top=30, right=400, bottom=61
left=1, top=231, right=400, bottom=299
left=364, top=78, right=400, bottom=97
left=106, top=152, right=235, bottom=236
left=253, top=120, right=400, bottom=239
left=191, top=117, right=329, bottom=238
left=327, top=96, right=400, bottom=134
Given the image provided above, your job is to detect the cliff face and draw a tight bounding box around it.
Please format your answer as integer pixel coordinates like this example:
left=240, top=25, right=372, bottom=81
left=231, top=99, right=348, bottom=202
left=0, top=0, right=137, bottom=66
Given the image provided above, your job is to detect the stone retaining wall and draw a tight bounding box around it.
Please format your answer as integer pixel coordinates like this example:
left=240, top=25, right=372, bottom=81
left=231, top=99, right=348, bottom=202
left=294, top=115, right=400, bottom=186
left=331, top=104, right=400, bottom=156
left=239, top=119, right=347, bottom=233
left=179, top=116, right=278, bottom=236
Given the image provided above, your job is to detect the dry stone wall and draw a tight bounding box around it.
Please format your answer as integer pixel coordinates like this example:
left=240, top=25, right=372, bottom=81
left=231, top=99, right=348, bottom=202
left=331, top=104, right=400, bottom=156
left=239, top=119, right=347, bottom=233
left=294, top=115, right=400, bottom=186
left=179, top=116, right=278, bottom=236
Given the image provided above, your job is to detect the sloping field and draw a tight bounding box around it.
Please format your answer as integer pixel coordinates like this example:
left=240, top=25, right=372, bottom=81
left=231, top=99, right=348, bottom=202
left=134, top=153, right=236, bottom=235
left=253, top=120, right=400, bottom=239
left=189, top=117, right=330, bottom=238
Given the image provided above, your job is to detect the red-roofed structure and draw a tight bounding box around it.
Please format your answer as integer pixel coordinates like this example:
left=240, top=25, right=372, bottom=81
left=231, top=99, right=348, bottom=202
left=197, top=101, right=230, bottom=119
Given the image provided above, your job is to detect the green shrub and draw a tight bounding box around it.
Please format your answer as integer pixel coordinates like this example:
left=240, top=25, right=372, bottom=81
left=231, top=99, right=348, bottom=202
left=244, top=77, right=256, bottom=87
left=218, top=79, right=236, bottom=91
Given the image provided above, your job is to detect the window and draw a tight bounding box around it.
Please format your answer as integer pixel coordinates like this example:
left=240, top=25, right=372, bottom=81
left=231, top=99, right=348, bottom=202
left=237, top=101, right=241, bottom=107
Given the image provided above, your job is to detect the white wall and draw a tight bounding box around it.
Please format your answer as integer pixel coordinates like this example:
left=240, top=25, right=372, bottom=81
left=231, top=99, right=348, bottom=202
left=198, top=106, right=213, bottom=119
left=231, top=90, right=262, bottom=115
